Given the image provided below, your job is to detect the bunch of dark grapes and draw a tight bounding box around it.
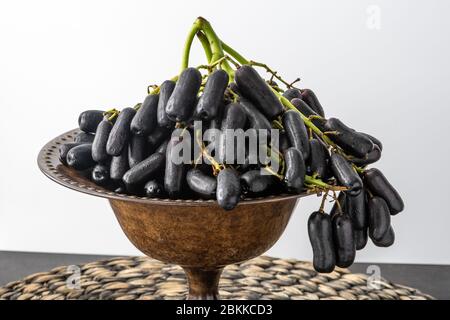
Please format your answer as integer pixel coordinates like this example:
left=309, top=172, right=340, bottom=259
left=59, top=65, right=403, bottom=272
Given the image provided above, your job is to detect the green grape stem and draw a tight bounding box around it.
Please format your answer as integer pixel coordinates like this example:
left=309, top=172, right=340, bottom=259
left=196, top=31, right=212, bottom=63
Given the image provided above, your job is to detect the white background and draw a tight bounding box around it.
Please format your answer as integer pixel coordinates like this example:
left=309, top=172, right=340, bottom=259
left=1, top=0, right=449, bottom=264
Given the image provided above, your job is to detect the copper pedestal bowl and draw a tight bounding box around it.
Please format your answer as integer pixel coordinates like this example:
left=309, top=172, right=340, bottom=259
left=38, top=129, right=307, bottom=300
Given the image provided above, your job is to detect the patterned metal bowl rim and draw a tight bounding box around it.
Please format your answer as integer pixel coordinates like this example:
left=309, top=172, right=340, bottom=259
left=37, top=129, right=312, bottom=206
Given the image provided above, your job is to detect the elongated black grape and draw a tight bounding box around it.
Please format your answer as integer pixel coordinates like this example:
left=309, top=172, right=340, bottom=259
left=128, top=135, right=148, bottom=168
left=290, top=98, right=326, bottom=131
left=131, top=94, right=159, bottom=136
left=332, top=214, right=356, bottom=268
left=279, top=132, right=290, bottom=153
left=368, top=196, right=391, bottom=242
left=78, top=110, right=104, bottom=133
left=354, top=228, right=368, bottom=250
left=66, top=144, right=95, bottom=170
left=164, top=136, right=186, bottom=198
left=235, top=65, right=284, bottom=119
left=301, top=89, right=325, bottom=117
left=74, top=132, right=95, bottom=143
left=330, top=153, right=362, bottom=196
left=92, top=119, right=112, bottom=163
left=283, top=147, right=305, bottom=193
left=221, top=103, right=247, bottom=130
left=372, top=226, right=395, bottom=247
left=144, top=180, right=164, bottom=197
left=148, top=127, right=171, bottom=152
left=308, top=211, right=336, bottom=273
left=165, top=68, right=202, bottom=122
left=157, top=80, right=176, bottom=128
left=59, top=143, right=83, bottom=165
left=282, top=110, right=310, bottom=159
left=308, top=139, right=329, bottom=179
left=110, top=146, right=129, bottom=181
left=291, top=98, right=316, bottom=117
left=360, top=132, right=383, bottom=151
left=92, top=164, right=110, bottom=186
left=240, top=170, right=275, bottom=194
left=218, top=103, right=248, bottom=164
left=346, top=190, right=368, bottom=230
left=324, top=118, right=374, bottom=158
left=351, top=145, right=381, bottom=166
left=239, top=98, right=272, bottom=132
left=195, top=69, right=229, bottom=120
left=106, top=107, right=136, bottom=156
left=282, top=88, right=302, bottom=101
left=155, top=139, right=169, bottom=155
left=186, top=168, right=217, bottom=199
left=206, top=100, right=225, bottom=131
left=216, top=168, right=241, bottom=210
left=122, top=152, right=165, bottom=186
left=239, top=154, right=252, bottom=172
left=363, top=168, right=404, bottom=215
left=203, top=102, right=224, bottom=158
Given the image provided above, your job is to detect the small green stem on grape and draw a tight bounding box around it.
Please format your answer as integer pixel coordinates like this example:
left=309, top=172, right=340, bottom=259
left=103, top=108, right=118, bottom=115
left=197, top=55, right=229, bottom=73
left=305, top=175, right=347, bottom=191
left=263, top=166, right=283, bottom=180
left=259, top=143, right=284, bottom=179
left=107, top=113, right=118, bottom=121
left=195, top=129, right=223, bottom=175
left=133, top=103, right=142, bottom=110
left=308, top=127, right=313, bottom=140
left=147, top=84, right=158, bottom=94
left=227, top=88, right=239, bottom=102
left=289, top=78, right=301, bottom=87
left=224, top=55, right=241, bottom=69
left=319, top=191, right=329, bottom=213
left=104, top=109, right=120, bottom=121
left=196, top=31, right=212, bottom=63
left=308, top=115, right=323, bottom=121
left=272, top=119, right=283, bottom=130
left=250, top=60, right=298, bottom=90
left=332, top=191, right=344, bottom=215
left=354, top=165, right=365, bottom=174
left=149, top=75, right=179, bottom=95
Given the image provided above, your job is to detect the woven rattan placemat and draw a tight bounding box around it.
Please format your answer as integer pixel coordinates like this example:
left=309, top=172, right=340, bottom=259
left=0, top=256, right=433, bottom=300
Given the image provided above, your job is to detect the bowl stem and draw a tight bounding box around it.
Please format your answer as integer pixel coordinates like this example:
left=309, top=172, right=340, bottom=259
left=182, top=267, right=224, bottom=300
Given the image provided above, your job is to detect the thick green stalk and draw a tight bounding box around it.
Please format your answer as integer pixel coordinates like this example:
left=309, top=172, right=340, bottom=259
left=196, top=17, right=234, bottom=80
left=181, top=19, right=203, bottom=71
left=196, top=31, right=212, bottom=63
left=221, top=41, right=250, bottom=65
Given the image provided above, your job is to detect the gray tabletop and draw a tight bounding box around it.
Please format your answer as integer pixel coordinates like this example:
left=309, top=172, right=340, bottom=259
left=0, top=251, right=448, bottom=299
